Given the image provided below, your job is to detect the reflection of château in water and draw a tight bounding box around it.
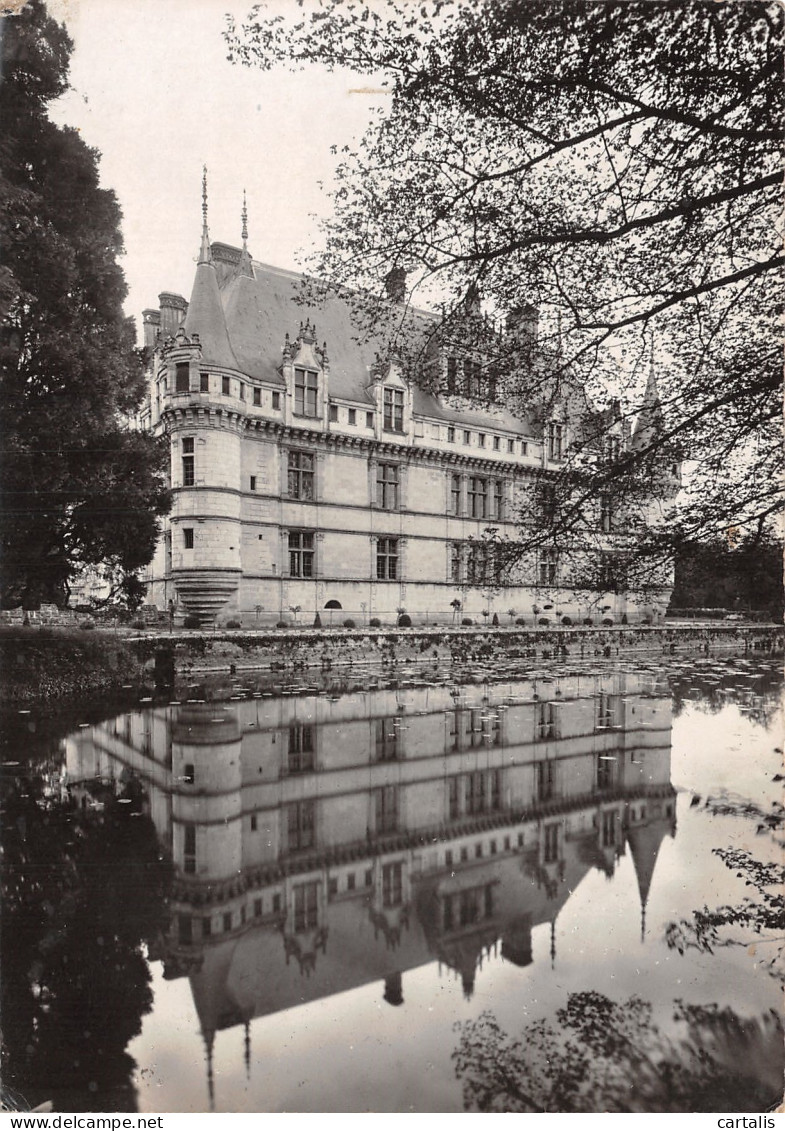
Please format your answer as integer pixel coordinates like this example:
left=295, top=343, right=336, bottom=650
left=66, top=671, right=675, bottom=1097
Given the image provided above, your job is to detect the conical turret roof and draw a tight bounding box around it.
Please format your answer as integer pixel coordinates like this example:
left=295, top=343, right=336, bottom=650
left=627, top=818, right=669, bottom=910
left=631, top=361, right=665, bottom=452
left=184, top=260, right=238, bottom=370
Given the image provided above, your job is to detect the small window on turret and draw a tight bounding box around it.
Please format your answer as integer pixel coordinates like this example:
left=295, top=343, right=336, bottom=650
left=272, top=392, right=281, bottom=410
left=199, top=373, right=209, bottom=393
left=238, top=382, right=245, bottom=400
left=183, top=528, right=194, bottom=549
left=222, top=375, right=230, bottom=396
left=366, top=412, right=374, bottom=428
left=175, top=363, right=189, bottom=393
left=253, top=388, right=261, bottom=406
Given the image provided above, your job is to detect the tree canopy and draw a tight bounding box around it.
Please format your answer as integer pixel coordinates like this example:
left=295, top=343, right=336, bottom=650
left=227, top=0, right=783, bottom=560
left=0, top=0, right=170, bottom=610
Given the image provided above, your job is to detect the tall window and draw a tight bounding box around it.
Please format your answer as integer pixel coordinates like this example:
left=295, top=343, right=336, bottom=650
left=287, top=800, right=315, bottom=852
left=547, top=422, right=565, bottom=460
left=466, top=771, right=486, bottom=815
left=446, top=356, right=458, bottom=394
left=450, top=542, right=463, bottom=583
left=448, top=777, right=460, bottom=819
left=293, top=881, right=319, bottom=932
left=382, top=861, right=403, bottom=907
left=468, top=477, right=488, bottom=519
left=182, top=437, right=194, bottom=486
left=288, top=724, right=315, bottom=772
left=543, top=823, right=560, bottom=863
left=289, top=531, right=315, bottom=577
left=183, top=527, right=194, bottom=549
left=383, top=387, right=404, bottom=432
left=450, top=473, right=462, bottom=515
left=605, top=435, right=621, bottom=462
left=599, top=493, right=613, bottom=533
left=597, top=754, right=616, bottom=791
left=200, top=372, right=210, bottom=393
left=294, top=368, right=319, bottom=417
left=597, top=693, right=614, bottom=729
left=375, top=717, right=399, bottom=761
left=376, top=537, right=398, bottom=580
left=599, top=552, right=627, bottom=592
left=538, top=548, right=558, bottom=586
left=493, top=480, right=504, bottom=520
left=376, top=463, right=399, bottom=509
left=536, top=760, right=555, bottom=801
left=288, top=451, right=314, bottom=499
left=537, top=700, right=557, bottom=739
left=602, top=810, right=617, bottom=848
left=463, top=359, right=482, bottom=397
left=183, top=824, right=196, bottom=874
left=175, top=363, right=189, bottom=393
left=375, top=786, right=399, bottom=834
left=466, top=542, right=490, bottom=585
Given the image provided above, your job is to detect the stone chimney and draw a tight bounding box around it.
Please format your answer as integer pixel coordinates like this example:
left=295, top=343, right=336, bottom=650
left=506, top=303, right=538, bottom=347
left=384, top=266, right=407, bottom=304
left=158, top=292, right=188, bottom=339
left=142, top=308, right=161, bottom=352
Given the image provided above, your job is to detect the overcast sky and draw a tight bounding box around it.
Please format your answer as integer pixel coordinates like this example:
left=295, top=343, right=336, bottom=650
left=47, top=0, right=384, bottom=341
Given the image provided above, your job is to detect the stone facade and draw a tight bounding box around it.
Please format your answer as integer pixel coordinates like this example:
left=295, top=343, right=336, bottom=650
left=139, top=211, right=678, bottom=626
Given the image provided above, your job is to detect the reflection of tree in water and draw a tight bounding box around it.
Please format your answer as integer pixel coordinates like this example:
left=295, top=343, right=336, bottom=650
left=666, top=792, right=784, bottom=983
left=453, top=993, right=782, bottom=1112
left=1, top=770, right=171, bottom=1111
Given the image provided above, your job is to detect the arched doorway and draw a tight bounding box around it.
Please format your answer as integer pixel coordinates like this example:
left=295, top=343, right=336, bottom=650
left=324, top=599, right=342, bottom=625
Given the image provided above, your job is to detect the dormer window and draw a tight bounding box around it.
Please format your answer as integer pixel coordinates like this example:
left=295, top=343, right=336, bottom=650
left=295, top=368, right=318, bottom=417
left=383, top=388, right=404, bottom=432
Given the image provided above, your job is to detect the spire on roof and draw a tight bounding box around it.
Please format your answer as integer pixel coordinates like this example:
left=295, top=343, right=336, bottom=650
left=203, top=1028, right=215, bottom=1111
left=184, top=178, right=238, bottom=368
left=631, top=337, right=665, bottom=452
left=199, top=166, right=212, bottom=265
left=238, top=189, right=253, bottom=278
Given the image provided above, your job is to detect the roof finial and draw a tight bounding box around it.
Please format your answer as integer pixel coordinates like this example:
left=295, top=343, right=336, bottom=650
left=238, top=188, right=253, bottom=277
left=199, top=165, right=212, bottom=265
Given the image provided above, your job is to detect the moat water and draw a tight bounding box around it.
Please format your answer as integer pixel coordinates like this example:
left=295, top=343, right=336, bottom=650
left=2, top=652, right=782, bottom=1113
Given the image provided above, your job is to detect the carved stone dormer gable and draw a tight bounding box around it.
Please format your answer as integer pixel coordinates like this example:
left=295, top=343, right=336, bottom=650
left=282, top=320, right=329, bottom=427
left=368, top=355, right=412, bottom=441
left=290, top=319, right=324, bottom=372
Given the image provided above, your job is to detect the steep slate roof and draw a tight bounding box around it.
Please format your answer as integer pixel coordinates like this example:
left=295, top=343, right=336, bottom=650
left=183, top=258, right=238, bottom=371
left=216, top=253, right=539, bottom=437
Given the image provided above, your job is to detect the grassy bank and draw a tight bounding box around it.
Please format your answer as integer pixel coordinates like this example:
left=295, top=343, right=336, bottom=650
left=0, top=627, right=145, bottom=704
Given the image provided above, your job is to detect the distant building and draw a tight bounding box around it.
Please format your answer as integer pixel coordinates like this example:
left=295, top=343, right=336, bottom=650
left=138, top=183, right=678, bottom=625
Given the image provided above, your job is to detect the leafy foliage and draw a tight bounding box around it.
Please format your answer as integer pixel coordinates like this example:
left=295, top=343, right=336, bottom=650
left=227, top=0, right=783, bottom=562
left=665, top=791, right=785, bottom=981
left=453, top=993, right=782, bottom=1112
left=0, top=0, right=170, bottom=610
left=1, top=764, right=171, bottom=1110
